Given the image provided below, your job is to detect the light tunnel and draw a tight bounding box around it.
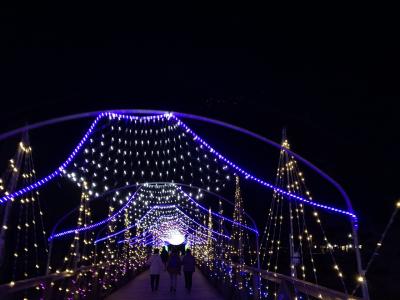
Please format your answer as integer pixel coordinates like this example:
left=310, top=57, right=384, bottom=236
left=0, top=109, right=369, bottom=300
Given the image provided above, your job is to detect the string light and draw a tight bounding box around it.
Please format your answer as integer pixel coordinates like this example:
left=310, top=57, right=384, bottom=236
left=0, top=113, right=357, bottom=223
left=259, top=134, right=350, bottom=297
left=0, top=113, right=367, bottom=300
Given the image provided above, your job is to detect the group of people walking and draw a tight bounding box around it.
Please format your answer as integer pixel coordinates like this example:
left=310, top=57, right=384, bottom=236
left=146, top=247, right=196, bottom=293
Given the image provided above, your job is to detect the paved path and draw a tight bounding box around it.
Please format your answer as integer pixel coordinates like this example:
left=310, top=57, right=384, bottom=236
left=105, top=267, right=223, bottom=300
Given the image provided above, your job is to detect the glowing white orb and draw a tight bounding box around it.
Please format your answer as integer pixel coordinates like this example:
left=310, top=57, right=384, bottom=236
left=164, top=230, right=185, bottom=245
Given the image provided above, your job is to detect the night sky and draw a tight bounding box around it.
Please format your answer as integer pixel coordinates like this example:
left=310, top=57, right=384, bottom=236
left=1, top=3, right=399, bottom=298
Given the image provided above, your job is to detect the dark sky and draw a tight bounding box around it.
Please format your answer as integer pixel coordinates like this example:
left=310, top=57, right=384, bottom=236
left=0, top=3, right=399, bottom=297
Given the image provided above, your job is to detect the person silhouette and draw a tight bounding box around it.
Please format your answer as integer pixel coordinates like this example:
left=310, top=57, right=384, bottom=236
left=166, top=249, right=181, bottom=293
left=182, top=249, right=195, bottom=292
left=160, top=247, right=169, bottom=270
left=146, top=248, right=164, bottom=291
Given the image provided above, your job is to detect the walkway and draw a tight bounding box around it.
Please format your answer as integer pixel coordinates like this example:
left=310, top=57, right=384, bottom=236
left=105, top=267, right=223, bottom=300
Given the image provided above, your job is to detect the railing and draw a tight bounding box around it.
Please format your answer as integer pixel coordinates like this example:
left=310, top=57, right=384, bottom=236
left=198, top=260, right=260, bottom=300
left=241, top=263, right=361, bottom=300
left=200, top=260, right=362, bottom=300
left=1, top=258, right=363, bottom=300
left=0, top=263, right=145, bottom=299
left=0, top=269, right=76, bottom=296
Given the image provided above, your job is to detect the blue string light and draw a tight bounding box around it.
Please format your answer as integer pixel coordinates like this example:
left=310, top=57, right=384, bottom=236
left=176, top=185, right=259, bottom=234
left=118, top=218, right=217, bottom=244
left=0, top=112, right=357, bottom=222
left=49, top=187, right=142, bottom=241
left=170, top=115, right=357, bottom=221
left=94, top=204, right=231, bottom=244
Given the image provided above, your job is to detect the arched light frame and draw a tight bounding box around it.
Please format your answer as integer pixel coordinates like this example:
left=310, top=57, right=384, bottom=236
left=0, top=110, right=357, bottom=222
left=50, top=182, right=257, bottom=241
left=94, top=204, right=231, bottom=244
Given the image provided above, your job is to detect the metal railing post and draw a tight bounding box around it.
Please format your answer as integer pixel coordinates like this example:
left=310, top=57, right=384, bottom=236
left=352, top=221, right=370, bottom=300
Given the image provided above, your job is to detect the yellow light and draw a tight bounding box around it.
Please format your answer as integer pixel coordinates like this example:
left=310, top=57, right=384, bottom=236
left=10, top=281, right=15, bottom=287
left=357, top=275, right=364, bottom=282
left=396, top=201, right=400, bottom=208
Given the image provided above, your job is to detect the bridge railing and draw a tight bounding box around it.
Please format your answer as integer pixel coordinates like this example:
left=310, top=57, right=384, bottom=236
left=199, top=259, right=362, bottom=300
left=0, top=262, right=146, bottom=300
left=197, top=259, right=259, bottom=300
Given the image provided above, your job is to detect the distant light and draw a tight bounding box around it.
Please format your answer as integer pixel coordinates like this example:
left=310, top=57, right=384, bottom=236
left=165, top=230, right=185, bottom=245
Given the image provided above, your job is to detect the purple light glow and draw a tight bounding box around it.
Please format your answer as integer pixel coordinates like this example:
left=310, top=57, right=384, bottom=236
left=176, top=185, right=258, bottom=234
left=125, top=230, right=211, bottom=247
left=118, top=231, right=154, bottom=247
left=95, top=204, right=231, bottom=244
left=118, top=218, right=217, bottom=245
left=49, top=187, right=142, bottom=241
left=94, top=206, right=160, bottom=244
left=137, top=204, right=232, bottom=239
left=51, top=181, right=255, bottom=242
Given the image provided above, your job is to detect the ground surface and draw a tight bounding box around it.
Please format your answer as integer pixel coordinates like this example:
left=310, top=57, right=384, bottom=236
left=105, top=267, right=223, bottom=300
